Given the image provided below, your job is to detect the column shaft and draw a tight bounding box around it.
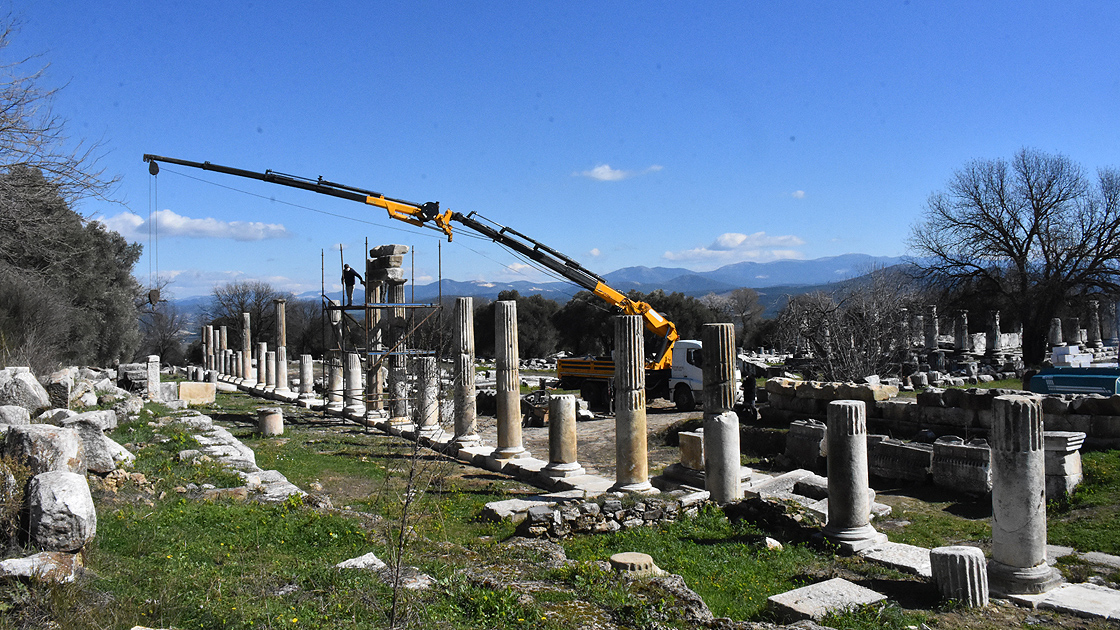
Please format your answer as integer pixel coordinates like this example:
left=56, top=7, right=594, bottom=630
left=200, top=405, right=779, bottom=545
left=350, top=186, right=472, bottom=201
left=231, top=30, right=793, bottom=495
left=494, top=300, right=525, bottom=458
left=453, top=297, right=479, bottom=444
left=613, top=315, right=650, bottom=492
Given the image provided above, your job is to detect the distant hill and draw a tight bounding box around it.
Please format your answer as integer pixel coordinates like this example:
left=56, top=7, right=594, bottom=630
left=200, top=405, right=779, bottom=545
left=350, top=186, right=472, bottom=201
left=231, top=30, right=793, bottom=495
left=171, top=254, right=909, bottom=315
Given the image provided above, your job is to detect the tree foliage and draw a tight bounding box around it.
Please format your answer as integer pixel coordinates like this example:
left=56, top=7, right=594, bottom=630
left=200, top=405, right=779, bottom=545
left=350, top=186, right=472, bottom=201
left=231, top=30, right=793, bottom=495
left=910, top=148, right=1120, bottom=364
left=0, top=167, right=141, bottom=370
left=702, top=287, right=765, bottom=348
left=473, top=290, right=561, bottom=358
left=205, top=280, right=286, bottom=350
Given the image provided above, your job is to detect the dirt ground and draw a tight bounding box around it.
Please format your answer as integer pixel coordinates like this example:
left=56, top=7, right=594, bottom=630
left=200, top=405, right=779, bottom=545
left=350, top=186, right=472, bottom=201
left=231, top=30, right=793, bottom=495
left=473, top=397, right=701, bottom=479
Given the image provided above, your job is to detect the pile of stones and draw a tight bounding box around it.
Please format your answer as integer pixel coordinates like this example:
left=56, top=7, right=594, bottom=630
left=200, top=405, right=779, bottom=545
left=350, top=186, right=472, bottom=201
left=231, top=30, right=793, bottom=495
left=0, top=365, right=148, bottom=583
left=515, top=490, right=709, bottom=539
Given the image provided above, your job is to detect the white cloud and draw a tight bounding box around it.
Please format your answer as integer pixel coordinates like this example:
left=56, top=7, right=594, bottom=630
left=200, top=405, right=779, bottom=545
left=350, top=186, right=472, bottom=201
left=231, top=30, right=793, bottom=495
left=152, top=269, right=321, bottom=299
left=663, top=232, right=806, bottom=266
left=791, top=190, right=806, bottom=199
left=97, top=209, right=291, bottom=242
left=575, top=163, right=664, bottom=181
left=589, top=248, right=601, bottom=257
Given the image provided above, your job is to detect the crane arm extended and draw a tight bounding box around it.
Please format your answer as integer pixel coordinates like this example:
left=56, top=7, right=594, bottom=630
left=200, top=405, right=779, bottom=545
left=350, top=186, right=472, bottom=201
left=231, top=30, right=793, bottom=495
left=142, top=154, right=454, bottom=240
left=142, top=154, right=679, bottom=369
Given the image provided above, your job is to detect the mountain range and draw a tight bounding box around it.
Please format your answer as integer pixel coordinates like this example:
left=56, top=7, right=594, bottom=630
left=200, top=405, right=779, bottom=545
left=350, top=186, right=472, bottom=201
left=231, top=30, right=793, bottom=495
left=171, top=253, right=905, bottom=318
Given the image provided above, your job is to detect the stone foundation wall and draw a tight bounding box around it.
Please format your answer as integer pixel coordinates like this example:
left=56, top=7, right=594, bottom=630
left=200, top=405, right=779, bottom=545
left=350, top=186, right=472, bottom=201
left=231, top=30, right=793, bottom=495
left=763, top=377, right=1120, bottom=448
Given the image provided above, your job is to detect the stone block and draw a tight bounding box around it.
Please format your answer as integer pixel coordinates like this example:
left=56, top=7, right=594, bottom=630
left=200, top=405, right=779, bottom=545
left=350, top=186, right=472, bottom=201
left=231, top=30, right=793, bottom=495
left=1091, top=415, right=1120, bottom=438
left=0, top=370, right=51, bottom=415
left=0, top=405, right=30, bottom=425
left=961, top=389, right=995, bottom=411
left=371, top=254, right=405, bottom=269
left=917, top=388, right=946, bottom=407
left=876, top=399, right=914, bottom=422
left=1042, top=396, right=1071, bottom=415
left=767, top=577, right=887, bottom=622
left=861, top=542, right=932, bottom=578
left=0, top=551, right=83, bottom=584
left=4, top=425, right=86, bottom=475
left=868, top=437, right=933, bottom=482
left=27, top=471, right=97, bottom=552
left=178, top=382, right=216, bottom=404
left=784, top=420, right=826, bottom=472
left=931, top=436, right=991, bottom=495
left=766, top=378, right=801, bottom=396
left=369, top=244, right=409, bottom=257
left=370, top=267, right=405, bottom=282
left=678, top=430, right=704, bottom=471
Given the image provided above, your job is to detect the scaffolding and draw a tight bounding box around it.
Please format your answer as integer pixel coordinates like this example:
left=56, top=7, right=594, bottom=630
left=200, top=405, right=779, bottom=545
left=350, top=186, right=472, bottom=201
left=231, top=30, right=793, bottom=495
left=320, top=240, right=445, bottom=426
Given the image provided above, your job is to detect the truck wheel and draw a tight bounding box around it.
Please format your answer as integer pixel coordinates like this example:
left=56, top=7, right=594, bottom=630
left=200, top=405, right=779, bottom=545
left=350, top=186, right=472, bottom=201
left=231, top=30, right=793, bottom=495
left=675, top=384, right=695, bottom=412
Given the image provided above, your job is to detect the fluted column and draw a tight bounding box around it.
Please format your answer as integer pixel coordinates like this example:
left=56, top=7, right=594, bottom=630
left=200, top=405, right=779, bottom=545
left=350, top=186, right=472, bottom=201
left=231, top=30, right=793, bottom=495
left=298, top=354, right=315, bottom=400
left=822, top=400, right=886, bottom=552
left=326, top=351, right=344, bottom=410
left=986, top=310, right=1004, bottom=355
left=931, top=546, right=989, bottom=608
left=219, top=326, right=228, bottom=374
left=925, top=305, right=939, bottom=350
left=414, top=356, right=439, bottom=435
left=453, top=297, right=480, bottom=445
left=241, top=312, right=253, bottom=383
left=343, top=351, right=365, bottom=416
left=702, top=323, right=742, bottom=503
left=988, top=395, right=1062, bottom=595
left=264, top=350, right=276, bottom=391
left=386, top=279, right=410, bottom=422
left=494, top=300, right=526, bottom=459
left=612, top=315, right=652, bottom=492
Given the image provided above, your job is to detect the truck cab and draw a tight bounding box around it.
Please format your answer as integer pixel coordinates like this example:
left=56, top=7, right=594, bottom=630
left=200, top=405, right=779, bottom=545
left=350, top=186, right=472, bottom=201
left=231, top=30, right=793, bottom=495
left=668, top=340, right=705, bottom=411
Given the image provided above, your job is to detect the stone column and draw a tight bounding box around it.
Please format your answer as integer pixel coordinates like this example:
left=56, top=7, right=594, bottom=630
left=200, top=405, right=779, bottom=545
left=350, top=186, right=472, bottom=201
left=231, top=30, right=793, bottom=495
left=298, top=354, right=315, bottom=400
left=146, top=355, right=161, bottom=402
left=986, top=310, right=1004, bottom=356
left=494, top=300, right=526, bottom=459
left=265, top=350, right=276, bottom=390
left=365, top=360, right=383, bottom=412
left=702, top=323, right=742, bottom=503
left=241, top=312, right=254, bottom=383
left=1068, top=316, right=1082, bottom=347
left=913, top=314, right=925, bottom=348
left=256, top=342, right=268, bottom=388
left=1048, top=317, right=1065, bottom=347
left=925, top=305, right=939, bottom=350
left=414, top=356, right=439, bottom=435
left=275, top=347, right=290, bottom=394
left=988, top=395, right=1062, bottom=595
left=1087, top=300, right=1103, bottom=348
left=274, top=298, right=287, bottom=348
left=453, top=297, right=480, bottom=445
left=386, top=279, right=410, bottom=422
left=200, top=325, right=210, bottom=371
left=612, top=314, right=652, bottom=492
left=258, top=407, right=283, bottom=437
left=931, top=546, right=988, bottom=608
left=1108, top=301, right=1120, bottom=347
left=211, top=326, right=220, bottom=371
left=822, top=400, right=886, bottom=552
left=955, top=310, right=969, bottom=353
left=327, top=351, right=343, bottom=409
left=543, top=394, right=585, bottom=477
left=343, top=352, right=365, bottom=416
left=231, top=351, right=240, bottom=382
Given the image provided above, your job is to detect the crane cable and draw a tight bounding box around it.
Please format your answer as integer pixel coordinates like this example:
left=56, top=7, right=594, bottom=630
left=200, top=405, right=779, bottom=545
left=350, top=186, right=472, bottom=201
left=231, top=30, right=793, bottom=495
left=147, top=160, right=160, bottom=306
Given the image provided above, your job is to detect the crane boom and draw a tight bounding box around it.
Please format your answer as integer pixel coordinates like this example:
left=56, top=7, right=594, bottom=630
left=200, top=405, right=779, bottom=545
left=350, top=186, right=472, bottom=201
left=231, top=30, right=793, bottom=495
left=142, top=154, right=679, bottom=369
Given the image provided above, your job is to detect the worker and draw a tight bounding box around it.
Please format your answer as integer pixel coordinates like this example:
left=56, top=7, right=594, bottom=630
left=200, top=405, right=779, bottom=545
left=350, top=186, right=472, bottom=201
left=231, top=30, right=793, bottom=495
left=341, top=263, right=365, bottom=306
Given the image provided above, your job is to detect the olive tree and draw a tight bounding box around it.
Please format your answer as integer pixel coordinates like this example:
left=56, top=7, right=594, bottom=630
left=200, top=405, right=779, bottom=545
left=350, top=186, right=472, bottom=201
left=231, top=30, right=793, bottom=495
left=910, top=148, right=1120, bottom=365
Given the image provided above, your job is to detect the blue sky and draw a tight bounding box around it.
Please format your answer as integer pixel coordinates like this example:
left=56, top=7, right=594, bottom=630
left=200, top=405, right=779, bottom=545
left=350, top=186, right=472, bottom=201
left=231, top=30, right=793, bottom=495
left=12, top=1, right=1120, bottom=298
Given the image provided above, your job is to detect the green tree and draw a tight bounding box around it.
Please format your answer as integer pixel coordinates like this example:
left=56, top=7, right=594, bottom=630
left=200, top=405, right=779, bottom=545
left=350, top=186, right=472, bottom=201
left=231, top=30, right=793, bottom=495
left=473, top=290, right=561, bottom=358
left=552, top=291, right=614, bottom=356
left=0, top=166, right=141, bottom=369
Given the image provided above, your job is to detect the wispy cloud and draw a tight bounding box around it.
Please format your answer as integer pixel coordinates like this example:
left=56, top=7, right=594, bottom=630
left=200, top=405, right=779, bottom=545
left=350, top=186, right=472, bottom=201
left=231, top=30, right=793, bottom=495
left=663, top=232, right=806, bottom=266
left=154, top=269, right=321, bottom=299
left=575, top=164, right=663, bottom=181
left=791, top=190, right=806, bottom=199
left=98, top=209, right=291, bottom=242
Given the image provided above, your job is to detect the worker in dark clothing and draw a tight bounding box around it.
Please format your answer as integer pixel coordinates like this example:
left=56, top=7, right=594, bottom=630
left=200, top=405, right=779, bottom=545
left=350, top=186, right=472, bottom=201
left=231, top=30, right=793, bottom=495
left=342, top=263, right=365, bottom=306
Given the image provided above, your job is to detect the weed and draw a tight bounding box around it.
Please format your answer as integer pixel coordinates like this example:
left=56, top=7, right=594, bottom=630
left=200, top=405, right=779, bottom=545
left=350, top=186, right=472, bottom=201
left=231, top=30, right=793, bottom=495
left=821, top=601, right=927, bottom=630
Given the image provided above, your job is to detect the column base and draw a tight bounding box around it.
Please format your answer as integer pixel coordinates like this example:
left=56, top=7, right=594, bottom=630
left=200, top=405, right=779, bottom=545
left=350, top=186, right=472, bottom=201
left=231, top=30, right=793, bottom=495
left=542, top=461, right=586, bottom=478
left=822, top=523, right=888, bottom=554
left=493, top=446, right=528, bottom=460
left=988, top=560, right=1063, bottom=596
left=453, top=434, right=482, bottom=447
left=609, top=480, right=658, bottom=494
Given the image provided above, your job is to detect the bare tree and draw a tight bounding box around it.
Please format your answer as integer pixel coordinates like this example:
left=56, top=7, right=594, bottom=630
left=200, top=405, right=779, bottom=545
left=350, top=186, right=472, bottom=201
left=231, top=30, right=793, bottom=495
left=910, top=148, right=1120, bottom=364
left=204, top=280, right=287, bottom=347
left=0, top=18, right=115, bottom=202
left=775, top=269, right=919, bottom=381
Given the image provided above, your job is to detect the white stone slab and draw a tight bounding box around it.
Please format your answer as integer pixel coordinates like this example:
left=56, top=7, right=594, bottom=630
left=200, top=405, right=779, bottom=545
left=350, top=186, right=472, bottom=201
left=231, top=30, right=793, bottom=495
left=860, top=542, right=932, bottom=578
left=1080, top=551, right=1120, bottom=570
left=1010, top=583, right=1120, bottom=620
left=768, top=577, right=887, bottom=622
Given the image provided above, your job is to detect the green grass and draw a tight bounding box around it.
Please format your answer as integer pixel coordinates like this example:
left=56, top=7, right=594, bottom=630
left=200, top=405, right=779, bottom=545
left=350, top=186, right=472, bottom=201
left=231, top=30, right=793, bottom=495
left=561, top=506, right=823, bottom=621
left=1048, top=450, right=1120, bottom=555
